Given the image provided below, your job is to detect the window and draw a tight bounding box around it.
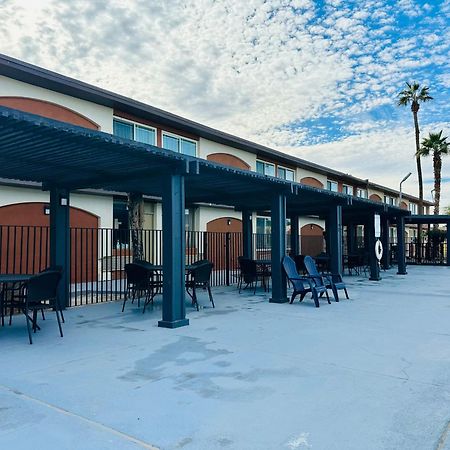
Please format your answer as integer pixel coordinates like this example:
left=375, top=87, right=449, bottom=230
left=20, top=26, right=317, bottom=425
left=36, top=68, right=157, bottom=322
left=356, top=188, right=368, bottom=199
left=277, top=166, right=295, bottom=181
left=162, top=132, right=197, bottom=156
left=113, top=118, right=156, bottom=146
left=342, top=184, right=353, bottom=195
left=409, top=203, right=417, bottom=214
left=384, top=195, right=397, bottom=206
left=256, top=160, right=275, bottom=177
left=327, top=180, right=338, bottom=192
left=256, top=216, right=271, bottom=234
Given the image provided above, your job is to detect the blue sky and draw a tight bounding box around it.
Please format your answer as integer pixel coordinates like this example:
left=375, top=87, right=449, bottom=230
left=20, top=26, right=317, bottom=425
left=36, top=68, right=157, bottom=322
left=1, top=0, right=449, bottom=206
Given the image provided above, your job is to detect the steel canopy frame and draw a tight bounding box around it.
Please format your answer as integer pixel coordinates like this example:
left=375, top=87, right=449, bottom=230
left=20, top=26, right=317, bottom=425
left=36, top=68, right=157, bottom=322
left=0, top=106, right=410, bottom=327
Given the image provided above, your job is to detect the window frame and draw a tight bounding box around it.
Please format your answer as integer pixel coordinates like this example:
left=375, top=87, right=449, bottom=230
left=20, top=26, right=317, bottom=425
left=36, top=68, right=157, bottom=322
left=327, top=180, right=338, bottom=192
left=356, top=188, right=368, bottom=199
left=409, top=202, right=417, bottom=214
left=256, top=160, right=276, bottom=177
left=113, top=117, right=157, bottom=146
left=277, top=165, right=295, bottom=182
left=161, top=131, right=198, bottom=157
left=384, top=195, right=397, bottom=206
left=342, top=184, right=353, bottom=195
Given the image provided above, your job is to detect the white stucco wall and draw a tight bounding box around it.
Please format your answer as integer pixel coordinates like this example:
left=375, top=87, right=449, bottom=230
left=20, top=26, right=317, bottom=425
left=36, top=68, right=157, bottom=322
left=198, top=138, right=256, bottom=169
left=296, top=168, right=327, bottom=187
left=197, top=206, right=242, bottom=232
left=0, top=186, right=113, bottom=228
left=0, top=76, right=114, bottom=132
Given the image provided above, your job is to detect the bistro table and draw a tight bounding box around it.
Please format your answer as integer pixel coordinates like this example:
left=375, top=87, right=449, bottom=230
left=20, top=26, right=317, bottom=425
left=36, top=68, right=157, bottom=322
left=0, top=273, right=33, bottom=327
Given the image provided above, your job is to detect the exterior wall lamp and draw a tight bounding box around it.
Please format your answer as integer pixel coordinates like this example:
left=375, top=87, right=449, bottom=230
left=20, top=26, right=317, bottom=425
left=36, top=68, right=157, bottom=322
left=399, top=172, right=412, bottom=203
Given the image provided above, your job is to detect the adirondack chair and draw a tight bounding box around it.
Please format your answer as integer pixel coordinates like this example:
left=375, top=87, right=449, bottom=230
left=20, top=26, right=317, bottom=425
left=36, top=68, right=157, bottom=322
left=303, top=255, right=349, bottom=302
left=282, top=255, right=328, bottom=307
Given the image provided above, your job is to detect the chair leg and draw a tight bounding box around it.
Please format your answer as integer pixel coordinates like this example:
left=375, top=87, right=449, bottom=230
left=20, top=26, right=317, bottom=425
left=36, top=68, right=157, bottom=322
left=299, top=292, right=306, bottom=302
left=55, top=308, right=64, bottom=337
left=344, top=288, right=349, bottom=299
left=325, top=290, right=331, bottom=304
left=24, top=306, right=33, bottom=345
left=207, top=283, right=214, bottom=308
left=193, top=286, right=199, bottom=311
left=41, top=309, right=46, bottom=320
left=121, top=296, right=127, bottom=312
left=331, top=286, right=339, bottom=302
left=32, top=310, right=38, bottom=333
left=312, top=290, right=320, bottom=308
left=290, top=291, right=296, bottom=304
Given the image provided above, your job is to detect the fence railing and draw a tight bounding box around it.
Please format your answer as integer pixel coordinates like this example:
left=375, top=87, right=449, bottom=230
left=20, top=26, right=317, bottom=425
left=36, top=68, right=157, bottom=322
left=0, top=226, right=327, bottom=307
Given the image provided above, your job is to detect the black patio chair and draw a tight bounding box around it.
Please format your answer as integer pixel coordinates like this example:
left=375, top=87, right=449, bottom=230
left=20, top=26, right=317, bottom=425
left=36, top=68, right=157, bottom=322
left=123, top=263, right=162, bottom=313
left=185, top=261, right=214, bottom=311
left=293, top=254, right=307, bottom=275
left=38, top=266, right=65, bottom=323
left=237, top=257, right=269, bottom=294
left=282, top=256, right=316, bottom=305
left=304, top=255, right=348, bottom=302
left=10, top=270, right=63, bottom=344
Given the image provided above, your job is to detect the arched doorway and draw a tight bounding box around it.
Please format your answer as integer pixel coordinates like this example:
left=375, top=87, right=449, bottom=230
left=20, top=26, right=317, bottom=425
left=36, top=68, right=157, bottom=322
left=300, top=223, right=325, bottom=256
left=206, top=217, right=242, bottom=271
left=0, top=202, right=99, bottom=282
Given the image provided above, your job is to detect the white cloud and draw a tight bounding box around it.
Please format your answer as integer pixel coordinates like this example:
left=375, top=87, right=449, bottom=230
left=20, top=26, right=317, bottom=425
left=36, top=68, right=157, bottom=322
left=0, top=0, right=449, bottom=205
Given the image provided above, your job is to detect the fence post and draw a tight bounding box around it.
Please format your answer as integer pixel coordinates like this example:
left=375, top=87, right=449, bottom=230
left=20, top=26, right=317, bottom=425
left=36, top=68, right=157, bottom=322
left=446, top=224, right=450, bottom=266
left=396, top=217, right=407, bottom=275
left=225, top=232, right=231, bottom=286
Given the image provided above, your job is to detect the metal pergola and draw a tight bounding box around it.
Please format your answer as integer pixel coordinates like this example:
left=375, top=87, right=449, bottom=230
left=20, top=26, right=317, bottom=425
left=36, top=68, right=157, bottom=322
left=0, top=106, right=411, bottom=328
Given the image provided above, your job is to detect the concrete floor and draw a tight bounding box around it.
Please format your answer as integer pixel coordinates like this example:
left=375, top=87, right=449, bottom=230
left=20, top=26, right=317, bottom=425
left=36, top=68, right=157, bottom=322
left=1, top=266, right=450, bottom=450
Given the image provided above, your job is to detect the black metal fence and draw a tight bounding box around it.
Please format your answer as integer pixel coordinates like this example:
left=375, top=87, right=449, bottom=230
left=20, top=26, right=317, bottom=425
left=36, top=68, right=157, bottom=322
left=387, top=236, right=448, bottom=265
left=0, top=226, right=324, bottom=307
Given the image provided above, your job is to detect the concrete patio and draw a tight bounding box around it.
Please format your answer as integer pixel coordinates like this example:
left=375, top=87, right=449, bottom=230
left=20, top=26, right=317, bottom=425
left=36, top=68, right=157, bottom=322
left=1, top=266, right=450, bottom=450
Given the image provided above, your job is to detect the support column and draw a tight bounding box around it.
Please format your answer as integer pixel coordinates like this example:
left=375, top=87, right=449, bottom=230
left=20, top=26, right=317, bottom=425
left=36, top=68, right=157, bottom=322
left=347, top=223, right=356, bottom=255
left=158, top=174, right=189, bottom=329
left=242, top=209, right=253, bottom=259
left=446, top=223, right=450, bottom=266
left=49, top=187, right=70, bottom=308
left=270, top=192, right=287, bottom=303
left=381, top=216, right=390, bottom=270
left=290, top=215, right=300, bottom=256
left=367, top=215, right=381, bottom=281
left=328, top=205, right=343, bottom=276
left=396, top=217, right=407, bottom=275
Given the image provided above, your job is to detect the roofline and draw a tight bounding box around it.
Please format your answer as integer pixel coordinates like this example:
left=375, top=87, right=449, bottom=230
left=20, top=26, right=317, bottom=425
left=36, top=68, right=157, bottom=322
left=0, top=53, right=429, bottom=205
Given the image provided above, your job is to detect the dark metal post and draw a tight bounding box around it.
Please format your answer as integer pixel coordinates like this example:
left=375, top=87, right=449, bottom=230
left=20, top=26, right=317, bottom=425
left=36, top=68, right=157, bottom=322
left=49, top=187, right=70, bottom=308
left=290, top=215, right=300, bottom=256
left=396, top=217, right=407, bottom=275
left=347, top=223, right=356, bottom=255
left=446, top=224, right=450, bottom=266
left=381, top=216, right=390, bottom=270
left=270, top=192, right=287, bottom=303
left=328, top=205, right=343, bottom=276
left=242, top=209, right=253, bottom=259
left=367, top=215, right=381, bottom=281
left=225, top=232, right=231, bottom=286
left=158, top=174, right=189, bottom=329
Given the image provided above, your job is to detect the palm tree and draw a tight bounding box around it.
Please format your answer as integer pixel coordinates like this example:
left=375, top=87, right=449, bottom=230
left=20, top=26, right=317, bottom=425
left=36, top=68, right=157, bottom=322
left=417, top=130, right=449, bottom=216
left=397, top=82, right=433, bottom=214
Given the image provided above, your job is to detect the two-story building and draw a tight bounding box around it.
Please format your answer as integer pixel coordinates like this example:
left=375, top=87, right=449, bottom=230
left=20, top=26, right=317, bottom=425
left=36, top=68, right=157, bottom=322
left=0, top=54, right=431, bottom=258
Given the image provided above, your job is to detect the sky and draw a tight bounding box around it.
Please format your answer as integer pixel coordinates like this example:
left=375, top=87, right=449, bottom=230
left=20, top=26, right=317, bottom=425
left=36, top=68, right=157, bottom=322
left=1, top=0, right=449, bottom=207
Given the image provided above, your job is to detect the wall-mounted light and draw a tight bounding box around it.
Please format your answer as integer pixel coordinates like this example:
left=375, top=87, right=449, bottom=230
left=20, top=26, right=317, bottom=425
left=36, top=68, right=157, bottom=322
left=310, top=224, right=314, bottom=230
left=227, top=219, right=232, bottom=226
left=60, top=196, right=68, bottom=206
left=43, top=204, right=50, bottom=215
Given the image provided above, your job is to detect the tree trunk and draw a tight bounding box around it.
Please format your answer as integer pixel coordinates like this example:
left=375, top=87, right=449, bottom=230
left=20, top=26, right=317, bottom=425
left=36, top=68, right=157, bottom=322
left=433, top=150, right=442, bottom=217
left=128, top=192, right=144, bottom=261
left=413, top=110, right=424, bottom=213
